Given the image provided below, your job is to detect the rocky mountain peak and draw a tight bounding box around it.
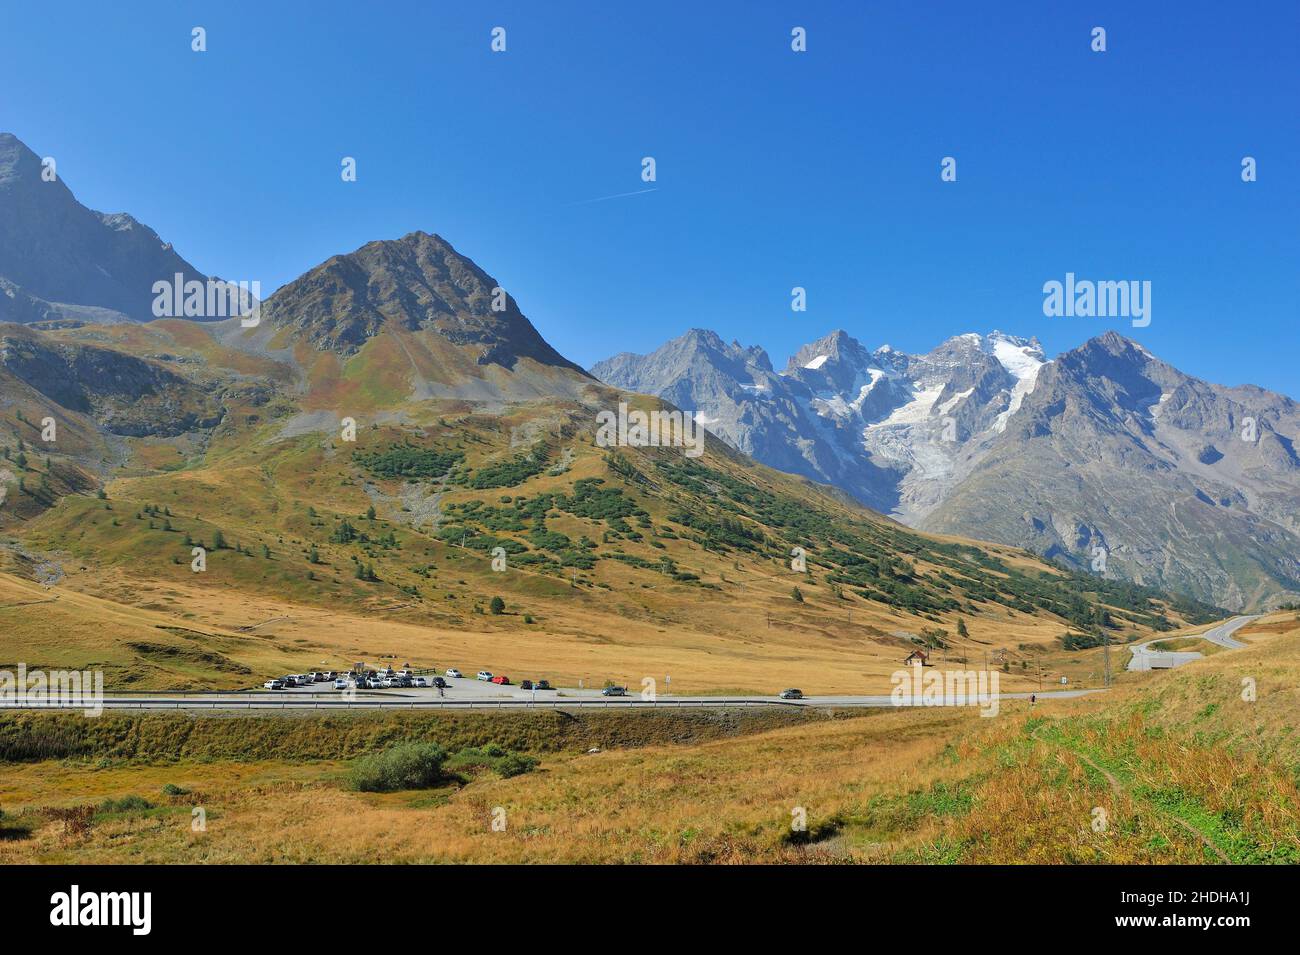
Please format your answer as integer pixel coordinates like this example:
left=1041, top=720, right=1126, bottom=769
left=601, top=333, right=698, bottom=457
left=0, top=131, right=208, bottom=324
left=261, top=230, right=586, bottom=373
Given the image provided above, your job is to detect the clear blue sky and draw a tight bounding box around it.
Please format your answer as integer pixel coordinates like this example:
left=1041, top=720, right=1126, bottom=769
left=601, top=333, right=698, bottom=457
left=3, top=0, right=1297, bottom=395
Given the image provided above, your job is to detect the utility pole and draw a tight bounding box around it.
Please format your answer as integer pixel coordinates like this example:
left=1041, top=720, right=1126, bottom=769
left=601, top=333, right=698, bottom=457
left=1103, top=629, right=1111, bottom=688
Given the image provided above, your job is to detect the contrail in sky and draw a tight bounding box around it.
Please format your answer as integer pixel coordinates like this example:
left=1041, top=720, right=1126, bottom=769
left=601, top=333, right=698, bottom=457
left=568, top=187, right=658, bottom=205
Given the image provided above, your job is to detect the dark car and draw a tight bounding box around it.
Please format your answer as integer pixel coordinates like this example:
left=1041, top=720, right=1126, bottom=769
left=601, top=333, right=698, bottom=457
left=601, top=685, right=628, bottom=697
left=779, top=688, right=804, bottom=700
left=432, top=676, right=448, bottom=689
left=535, top=680, right=552, bottom=691
left=520, top=679, right=534, bottom=690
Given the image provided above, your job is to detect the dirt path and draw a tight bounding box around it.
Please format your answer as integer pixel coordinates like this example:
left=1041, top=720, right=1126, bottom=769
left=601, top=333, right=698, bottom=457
left=1033, top=721, right=1231, bottom=863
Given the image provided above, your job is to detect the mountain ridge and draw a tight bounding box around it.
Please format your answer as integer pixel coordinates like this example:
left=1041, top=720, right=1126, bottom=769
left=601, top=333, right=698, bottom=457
left=593, top=327, right=1300, bottom=611
left=0, top=132, right=210, bottom=324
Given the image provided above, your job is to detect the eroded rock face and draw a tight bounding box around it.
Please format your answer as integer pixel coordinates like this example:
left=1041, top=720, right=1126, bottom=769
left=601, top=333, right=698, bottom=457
left=262, top=230, right=587, bottom=375
left=0, top=330, right=220, bottom=436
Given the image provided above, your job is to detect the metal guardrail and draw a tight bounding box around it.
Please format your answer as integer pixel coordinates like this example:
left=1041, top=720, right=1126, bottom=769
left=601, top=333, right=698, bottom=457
left=1, top=698, right=805, bottom=711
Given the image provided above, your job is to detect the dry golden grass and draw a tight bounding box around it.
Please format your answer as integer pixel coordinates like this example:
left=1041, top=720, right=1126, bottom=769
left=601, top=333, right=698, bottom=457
left=2, top=610, right=1297, bottom=866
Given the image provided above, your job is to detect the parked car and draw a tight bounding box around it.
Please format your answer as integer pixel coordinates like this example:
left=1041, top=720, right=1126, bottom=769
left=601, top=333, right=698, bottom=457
left=312, top=672, right=328, bottom=682
left=490, top=675, right=511, bottom=685
left=432, top=677, right=448, bottom=689
left=412, top=677, right=429, bottom=688
left=396, top=669, right=413, bottom=678
left=779, top=688, right=804, bottom=700
left=520, top=679, right=534, bottom=690
left=535, top=680, right=552, bottom=691
left=263, top=680, right=285, bottom=690
left=476, top=671, right=493, bottom=681
left=445, top=668, right=463, bottom=679
left=601, top=685, right=628, bottom=697
left=333, top=679, right=349, bottom=689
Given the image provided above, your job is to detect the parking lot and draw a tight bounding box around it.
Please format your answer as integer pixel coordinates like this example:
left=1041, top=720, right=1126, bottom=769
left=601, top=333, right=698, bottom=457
left=267, top=670, right=632, bottom=702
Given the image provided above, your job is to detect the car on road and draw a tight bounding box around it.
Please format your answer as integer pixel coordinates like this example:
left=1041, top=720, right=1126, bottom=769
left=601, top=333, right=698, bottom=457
left=779, top=688, right=804, bottom=700
left=490, top=675, right=511, bottom=685
left=601, top=685, right=628, bottom=697
left=535, top=680, right=552, bottom=691
left=476, top=671, right=492, bottom=681
left=444, top=668, right=462, bottom=679
left=412, top=677, right=429, bottom=688
left=333, top=679, right=349, bottom=689
left=263, top=680, right=285, bottom=690
left=520, top=679, right=533, bottom=690
left=432, top=677, right=448, bottom=689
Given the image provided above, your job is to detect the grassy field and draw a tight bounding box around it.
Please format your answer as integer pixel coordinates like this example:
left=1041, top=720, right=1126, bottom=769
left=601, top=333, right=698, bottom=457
left=2, top=611, right=1295, bottom=864
left=3, top=353, right=1221, bottom=697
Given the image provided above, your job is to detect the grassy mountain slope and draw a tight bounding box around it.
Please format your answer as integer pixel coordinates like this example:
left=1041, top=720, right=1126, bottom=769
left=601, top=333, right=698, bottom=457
left=0, top=233, right=1224, bottom=693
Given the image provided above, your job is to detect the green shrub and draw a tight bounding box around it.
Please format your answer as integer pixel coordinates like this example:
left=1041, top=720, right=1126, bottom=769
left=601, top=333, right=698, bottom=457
left=349, top=742, right=448, bottom=792
left=444, top=745, right=538, bottom=779
left=99, top=795, right=153, bottom=813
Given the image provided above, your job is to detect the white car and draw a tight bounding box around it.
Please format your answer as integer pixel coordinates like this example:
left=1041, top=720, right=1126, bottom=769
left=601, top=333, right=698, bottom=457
left=333, top=679, right=349, bottom=689
left=263, top=680, right=284, bottom=690
left=445, top=668, right=462, bottom=679
left=412, top=677, right=429, bottom=688
left=476, top=671, right=492, bottom=682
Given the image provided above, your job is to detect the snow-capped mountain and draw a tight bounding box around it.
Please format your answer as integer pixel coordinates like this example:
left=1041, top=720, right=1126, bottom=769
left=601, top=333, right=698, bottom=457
left=592, top=329, right=1300, bottom=611
left=595, top=328, right=1048, bottom=521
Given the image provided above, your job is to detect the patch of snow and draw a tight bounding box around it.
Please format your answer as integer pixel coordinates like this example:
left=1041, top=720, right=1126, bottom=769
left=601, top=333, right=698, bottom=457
left=1147, top=391, right=1172, bottom=418
left=811, top=395, right=853, bottom=418
left=992, top=362, right=1045, bottom=433
left=803, top=354, right=829, bottom=370
left=992, top=338, right=1044, bottom=381
left=868, top=384, right=944, bottom=428
left=938, top=387, right=974, bottom=415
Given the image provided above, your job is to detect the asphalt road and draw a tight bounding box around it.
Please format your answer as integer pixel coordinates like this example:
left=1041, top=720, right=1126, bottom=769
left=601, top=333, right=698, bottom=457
left=1126, top=614, right=1258, bottom=672
left=1, top=672, right=1102, bottom=712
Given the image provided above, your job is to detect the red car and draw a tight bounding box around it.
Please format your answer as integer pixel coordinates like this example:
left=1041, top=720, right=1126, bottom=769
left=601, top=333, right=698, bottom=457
left=489, top=675, right=511, bottom=685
